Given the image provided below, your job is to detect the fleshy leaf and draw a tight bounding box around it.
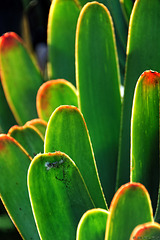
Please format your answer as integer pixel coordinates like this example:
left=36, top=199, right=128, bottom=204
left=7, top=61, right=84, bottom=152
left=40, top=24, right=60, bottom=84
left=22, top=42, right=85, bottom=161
left=47, top=0, right=81, bottom=85
left=36, top=79, right=78, bottom=122
left=130, top=222, right=160, bottom=240
left=0, top=32, right=43, bottom=125
left=28, top=152, right=94, bottom=240
left=131, top=70, right=160, bottom=212
left=0, top=77, right=16, bottom=133
left=118, top=0, right=160, bottom=188
left=76, top=208, right=109, bottom=240
left=0, top=134, right=40, bottom=239
left=26, top=118, right=47, bottom=138
left=44, top=105, right=107, bottom=209
left=105, top=182, right=154, bottom=240
left=8, top=124, right=44, bottom=158
left=76, top=1, right=121, bottom=204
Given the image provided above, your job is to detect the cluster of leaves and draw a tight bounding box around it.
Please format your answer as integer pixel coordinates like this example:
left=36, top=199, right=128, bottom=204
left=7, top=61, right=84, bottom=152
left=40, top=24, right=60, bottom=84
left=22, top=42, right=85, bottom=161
left=0, top=0, right=160, bottom=239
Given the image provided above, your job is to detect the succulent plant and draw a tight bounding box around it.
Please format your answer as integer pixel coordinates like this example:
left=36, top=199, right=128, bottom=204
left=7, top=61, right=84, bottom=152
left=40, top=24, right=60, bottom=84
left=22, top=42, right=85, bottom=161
left=0, top=0, right=160, bottom=239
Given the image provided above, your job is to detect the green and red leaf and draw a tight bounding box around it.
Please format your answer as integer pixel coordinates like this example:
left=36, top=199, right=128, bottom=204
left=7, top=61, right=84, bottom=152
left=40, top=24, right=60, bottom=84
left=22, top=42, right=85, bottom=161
left=36, top=79, right=78, bottom=122
left=105, top=182, right=153, bottom=240
left=0, top=134, right=40, bottom=239
left=0, top=32, right=43, bottom=125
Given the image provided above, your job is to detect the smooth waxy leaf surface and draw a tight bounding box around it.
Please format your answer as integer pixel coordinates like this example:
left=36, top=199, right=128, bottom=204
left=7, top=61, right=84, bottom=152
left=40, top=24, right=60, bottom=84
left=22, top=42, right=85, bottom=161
left=37, top=79, right=78, bottom=122
left=130, top=222, right=160, bottom=240
left=131, top=71, right=160, bottom=212
left=44, top=105, right=107, bottom=209
left=28, top=152, right=94, bottom=240
left=0, top=78, right=16, bottom=133
left=8, top=124, right=44, bottom=158
left=0, top=32, right=43, bottom=125
left=26, top=118, right=47, bottom=138
left=105, top=183, right=153, bottom=240
left=76, top=208, right=109, bottom=240
left=47, top=0, right=81, bottom=85
left=118, top=0, right=160, bottom=188
left=76, top=1, right=121, bottom=204
left=0, top=135, right=40, bottom=240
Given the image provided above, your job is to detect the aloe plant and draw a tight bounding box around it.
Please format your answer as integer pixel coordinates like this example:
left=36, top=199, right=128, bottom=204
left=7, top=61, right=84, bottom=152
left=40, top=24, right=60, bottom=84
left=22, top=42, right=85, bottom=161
left=0, top=0, right=160, bottom=239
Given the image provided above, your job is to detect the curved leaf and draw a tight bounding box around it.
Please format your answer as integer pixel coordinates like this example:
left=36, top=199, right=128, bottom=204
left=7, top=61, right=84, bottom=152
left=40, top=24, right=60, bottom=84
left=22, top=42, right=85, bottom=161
left=26, top=118, right=47, bottom=138
left=118, top=0, right=160, bottom=188
left=0, top=32, right=43, bottom=125
left=76, top=208, right=109, bottom=240
left=36, top=79, right=78, bottom=122
left=130, top=222, right=160, bottom=240
left=44, top=105, right=107, bottom=209
left=0, top=134, right=40, bottom=239
left=8, top=124, right=44, bottom=158
left=131, top=70, right=160, bottom=212
left=28, top=152, right=94, bottom=240
left=105, top=182, right=154, bottom=240
left=76, top=1, right=121, bottom=204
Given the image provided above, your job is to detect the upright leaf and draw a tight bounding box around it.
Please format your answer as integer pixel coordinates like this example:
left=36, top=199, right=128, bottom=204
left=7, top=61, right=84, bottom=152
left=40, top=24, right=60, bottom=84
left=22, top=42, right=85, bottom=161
left=47, top=0, right=81, bottom=85
left=131, top=71, right=160, bottom=212
left=105, top=182, right=153, bottom=240
left=118, top=0, right=160, bottom=188
left=0, top=135, right=40, bottom=239
left=44, top=105, right=107, bottom=209
left=28, top=152, right=94, bottom=240
left=76, top=2, right=121, bottom=204
left=76, top=208, right=109, bottom=240
left=0, top=32, right=43, bottom=125
left=36, top=79, right=78, bottom=122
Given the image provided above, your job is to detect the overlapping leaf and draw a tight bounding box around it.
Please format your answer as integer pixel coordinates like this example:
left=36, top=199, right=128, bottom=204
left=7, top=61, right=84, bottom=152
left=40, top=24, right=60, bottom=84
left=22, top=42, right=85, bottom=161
left=36, top=79, right=78, bottom=122
left=76, top=2, right=121, bottom=204
left=44, top=105, right=107, bottom=209
left=28, top=152, right=94, bottom=240
left=0, top=135, right=40, bottom=239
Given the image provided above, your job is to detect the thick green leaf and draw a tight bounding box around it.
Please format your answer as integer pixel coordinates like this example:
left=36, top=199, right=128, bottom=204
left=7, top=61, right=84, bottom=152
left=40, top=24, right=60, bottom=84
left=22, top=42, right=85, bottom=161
left=0, top=78, right=16, bottom=133
left=76, top=208, right=109, bottom=240
left=47, top=0, right=81, bottom=85
left=44, top=105, right=107, bottom=209
left=28, top=152, right=94, bottom=240
left=131, top=70, right=160, bottom=212
left=0, top=32, right=43, bottom=125
left=26, top=118, right=47, bottom=138
left=130, top=222, right=160, bottom=240
left=120, top=0, right=134, bottom=23
left=76, top=1, right=121, bottom=204
left=8, top=124, right=44, bottom=158
left=0, top=134, right=40, bottom=240
left=36, top=79, right=78, bottom=122
left=117, top=0, right=160, bottom=188
left=105, top=182, right=154, bottom=240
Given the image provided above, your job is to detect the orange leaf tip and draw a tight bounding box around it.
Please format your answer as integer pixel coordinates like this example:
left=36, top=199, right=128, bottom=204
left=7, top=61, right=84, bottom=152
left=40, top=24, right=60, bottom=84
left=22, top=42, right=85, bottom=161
left=0, top=32, right=22, bottom=53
